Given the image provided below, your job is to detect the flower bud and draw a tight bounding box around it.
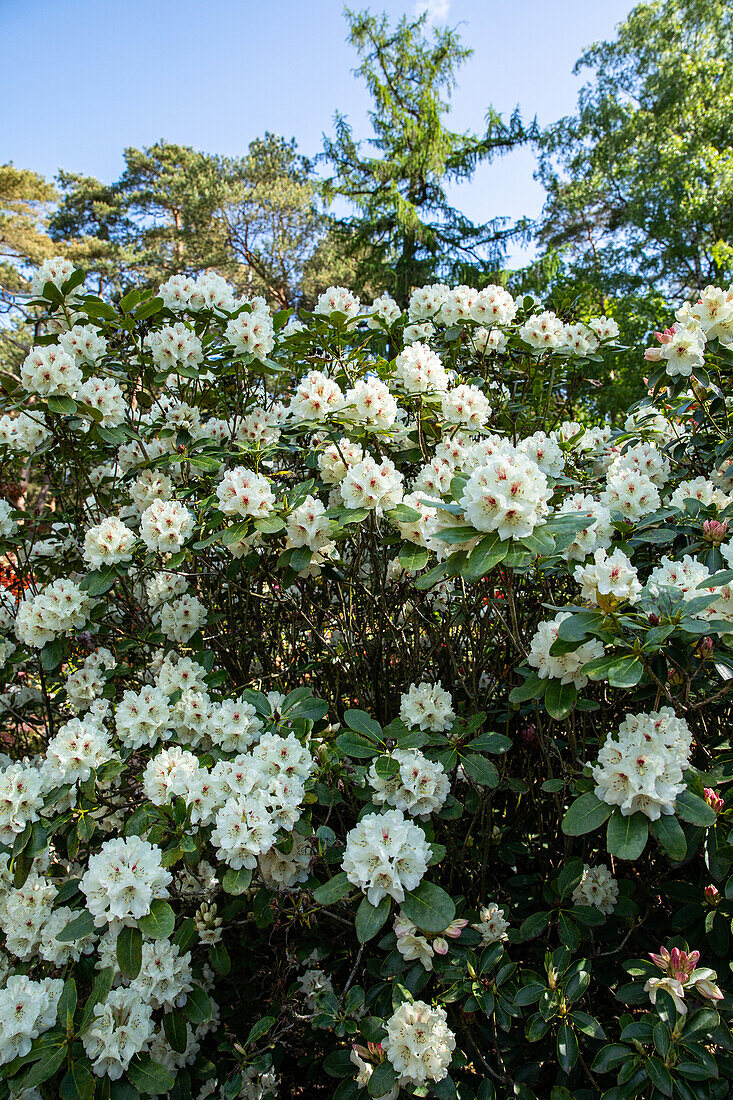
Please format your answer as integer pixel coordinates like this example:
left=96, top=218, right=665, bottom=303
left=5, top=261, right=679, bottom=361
left=702, top=519, right=728, bottom=544
left=704, top=885, right=720, bottom=906
left=704, top=788, right=724, bottom=813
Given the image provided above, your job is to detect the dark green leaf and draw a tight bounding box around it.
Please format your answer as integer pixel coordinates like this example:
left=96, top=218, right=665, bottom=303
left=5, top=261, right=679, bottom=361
left=356, top=895, right=391, bottom=943
left=561, top=793, right=612, bottom=836
left=606, top=810, right=648, bottom=860
left=126, top=1055, right=176, bottom=1095
left=650, top=814, right=687, bottom=861
left=401, top=881, right=455, bottom=933
left=313, top=872, right=353, bottom=905
left=117, top=925, right=142, bottom=979
left=137, top=899, right=175, bottom=940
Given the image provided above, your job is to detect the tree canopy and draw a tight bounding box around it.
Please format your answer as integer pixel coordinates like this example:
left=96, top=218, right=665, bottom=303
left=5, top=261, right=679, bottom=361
left=323, top=7, right=531, bottom=304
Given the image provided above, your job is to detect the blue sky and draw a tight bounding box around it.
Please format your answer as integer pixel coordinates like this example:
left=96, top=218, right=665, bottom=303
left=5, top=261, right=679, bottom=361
left=3, top=0, right=636, bottom=265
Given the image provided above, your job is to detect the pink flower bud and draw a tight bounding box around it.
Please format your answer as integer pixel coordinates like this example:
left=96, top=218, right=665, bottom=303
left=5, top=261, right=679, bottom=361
left=704, top=788, right=725, bottom=813
left=705, top=885, right=720, bottom=905
left=444, top=919, right=469, bottom=938
left=702, top=519, right=728, bottom=544
left=644, top=347, right=662, bottom=361
left=433, top=937, right=449, bottom=955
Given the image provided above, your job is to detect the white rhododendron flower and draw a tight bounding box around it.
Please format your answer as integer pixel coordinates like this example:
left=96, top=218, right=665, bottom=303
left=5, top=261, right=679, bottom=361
left=225, top=303, right=275, bottom=359
left=574, top=548, right=642, bottom=606
left=572, top=864, right=619, bottom=914
left=30, top=255, right=76, bottom=296
left=0, top=976, right=64, bottom=1065
left=591, top=708, right=692, bottom=820
left=81, top=835, right=172, bottom=927
left=341, top=455, right=403, bottom=511
left=314, top=285, right=361, bottom=320
left=385, top=1000, right=455, bottom=1085
left=21, top=345, right=82, bottom=396
left=342, top=809, right=430, bottom=904
left=369, top=748, right=450, bottom=817
left=602, top=467, right=660, bottom=522
left=460, top=453, right=551, bottom=539
left=400, top=681, right=455, bottom=732
left=82, top=987, right=155, bottom=1078
left=140, top=499, right=194, bottom=553
left=59, top=323, right=108, bottom=364
left=144, top=322, right=204, bottom=372
left=83, top=515, right=136, bottom=568
left=441, top=384, right=492, bottom=429
left=473, top=902, right=510, bottom=943
left=527, top=612, right=604, bottom=688
left=394, top=342, right=449, bottom=393
left=290, top=371, right=345, bottom=421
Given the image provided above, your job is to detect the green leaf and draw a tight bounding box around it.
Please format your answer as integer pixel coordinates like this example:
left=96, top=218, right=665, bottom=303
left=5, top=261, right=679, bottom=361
left=462, top=753, right=499, bottom=787
left=60, top=1062, right=95, bottom=1100
left=368, top=1060, right=398, bottom=1098
left=467, top=731, right=511, bottom=754
left=387, top=504, right=422, bottom=523
left=40, top=638, right=65, bottom=670
left=509, top=672, right=546, bottom=703
left=675, top=789, right=717, bottom=826
left=245, top=1015, right=276, bottom=1048
left=606, top=810, right=648, bottom=860
left=356, top=895, right=391, bottom=943
left=344, top=709, right=383, bottom=740
left=126, top=1055, right=176, bottom=1095
left=79, top=564, right=118, bottom=595
left=462, top=533, right=508, bottom=580
left=557, top=1022, right=578, bottom=1074
left=20, top=1043, right=67, bottom=1090
left=57, top=977, right=77, bottom=1029
left=557, top=612, right=607, bottom=642
left=398, top=542, right=429, bottom=571
left=591, top=1044, right=632, bottom=1072
left=336, top=731, right=380, bottom=758
left=163, top=1011, right=188, bottom=1054
left=544, top=679, right=577, bottom=720
left=414, top=561, right=450, bottom=589
left=583, top=654, right=643, bottom=688
left=181, top=985, right=212, bottom=1025
left=519, top=910, right=551, bottom=941
left=650, top=814, right=687, bottom=861
left=79, top=967, right=114, bottom=1032
left=557, top=860, right=584, bottom=900
left=561, top=793, right=612, bottom=836
left=372, top=759, right=399, bottom=785
left=134, top=296, right=164, bottom=320
left=138, top=899, right=175, bottom=940
left=313, top=872, right=353, bottom=905
left=46, top=395, right=78, bottom=415
left=222, top=867, right=253, bottom=895
left=56, top=909, right=95, bottom=942
left=646, top=1056, right=673, bottom=1097
left=117, top=925, right=143, bottom=979
left=400, top=881, right=455, bottom=933
left=208, top=941, right=230, bottom=974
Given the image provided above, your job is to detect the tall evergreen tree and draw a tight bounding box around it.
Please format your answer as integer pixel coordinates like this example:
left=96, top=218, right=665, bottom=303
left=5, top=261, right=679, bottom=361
left=220, top=134, right=345, bottom=309
left=0, top=164, right=56, bottom=296
left=323, top=7, right=530, bottom=304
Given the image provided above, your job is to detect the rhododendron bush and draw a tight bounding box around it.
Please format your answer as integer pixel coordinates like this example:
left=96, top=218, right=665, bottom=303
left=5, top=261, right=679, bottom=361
left=1, top=263, right=733, bottom=1100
